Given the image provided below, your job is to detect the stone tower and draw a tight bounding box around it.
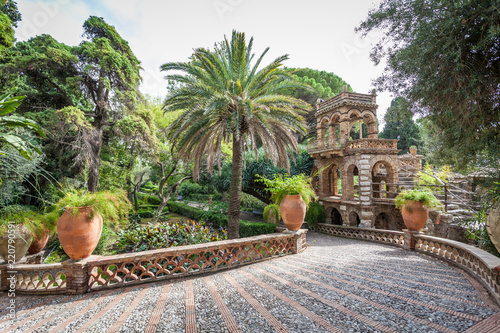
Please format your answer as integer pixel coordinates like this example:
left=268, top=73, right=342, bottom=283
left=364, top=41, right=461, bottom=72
left=308, top=87, right=401, bottom=228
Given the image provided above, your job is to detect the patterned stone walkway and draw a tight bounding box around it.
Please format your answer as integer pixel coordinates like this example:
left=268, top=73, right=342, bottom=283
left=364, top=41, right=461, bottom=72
left=1, top=232, right=499, bottom=333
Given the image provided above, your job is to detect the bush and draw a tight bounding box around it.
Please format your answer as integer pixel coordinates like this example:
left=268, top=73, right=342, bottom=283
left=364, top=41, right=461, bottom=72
left=93, top=224, right=112, bottom=255
left=115, top=219, right=227, bottom=252
left=135, top=210, right=155, bottom=219
left=136, top=193, right=161, bottom=206
left=305, top=202, right=326, bottom=227
left=166, top=202, right=274, bottom=237
left=263, top=204, right=280, bottom=224
left=240, top=193, right=265, bottom=210
left=189, top=193, right=222, bottom=202
left=239, top=220, right=276, bottom=237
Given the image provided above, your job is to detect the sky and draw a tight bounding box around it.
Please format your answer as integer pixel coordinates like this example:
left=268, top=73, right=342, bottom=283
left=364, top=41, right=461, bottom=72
left=15, top=0, right=392, bottom=126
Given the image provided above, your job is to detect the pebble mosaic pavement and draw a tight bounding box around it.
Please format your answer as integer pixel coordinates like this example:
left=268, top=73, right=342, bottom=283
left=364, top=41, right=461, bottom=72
left=1, top=232, right=499, bottom=333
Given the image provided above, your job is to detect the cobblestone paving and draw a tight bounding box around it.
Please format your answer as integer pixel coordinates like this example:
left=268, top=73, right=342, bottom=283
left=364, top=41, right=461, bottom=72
left=1, top=232, right=499, bottom=333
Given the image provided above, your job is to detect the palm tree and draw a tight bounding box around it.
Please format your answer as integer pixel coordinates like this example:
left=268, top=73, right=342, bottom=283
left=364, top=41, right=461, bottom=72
left=161, top=31, right=311, bottom=239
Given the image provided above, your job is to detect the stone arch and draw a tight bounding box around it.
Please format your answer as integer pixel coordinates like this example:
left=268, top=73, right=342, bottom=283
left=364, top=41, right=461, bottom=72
left=347, top=108, right=362, bottom=120
left=344, top=164, right=360, bottom=200
left=326, top=207, right=343, bottom=225
left=361, top=110, right=378, bottom=138
left=375, top=212, right=393, bottom=229
left=326, top=164, right=342, bottom=196
left=348, top=120, right=368, bottom=140
left=371, top=158, right=398, bottom=199
left=349, top=211, right=360, bottom=227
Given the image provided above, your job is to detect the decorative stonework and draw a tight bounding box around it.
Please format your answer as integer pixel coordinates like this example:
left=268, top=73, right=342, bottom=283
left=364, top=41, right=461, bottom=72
left=0, top=231, right=307, bottom=295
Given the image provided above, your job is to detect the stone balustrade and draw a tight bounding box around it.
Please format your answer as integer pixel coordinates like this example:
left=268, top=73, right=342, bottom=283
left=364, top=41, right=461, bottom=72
left=345, top=139, right=398, bottom=152
left=313, top=224, right=405, bottom=247
left=0, top=230, right=307, bottom=295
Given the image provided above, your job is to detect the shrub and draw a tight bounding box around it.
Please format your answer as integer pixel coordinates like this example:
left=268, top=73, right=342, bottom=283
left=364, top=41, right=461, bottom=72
left=395, top=188, right=442, bottom=211
left=189, top=193, right=222, bottom=202
left=263, top=204, right=280, bottom=224
left=257, top=173, right=317, bottom=206
left=115, top=219, right=227, bottom=252
left=45, top=189, right=132, bottom=227
left=305, top=202, right=325, bottom=227
left=167, top=201, right=205, bottom=221
left=136, top=193, right=161, bottom=206
left=239, top=220, right=276, bottom=237
left=93, top=224, right=112, bottom=255
left=135, top=210, right=155, bottom=219
left=240, top=193, right=265, bottom=210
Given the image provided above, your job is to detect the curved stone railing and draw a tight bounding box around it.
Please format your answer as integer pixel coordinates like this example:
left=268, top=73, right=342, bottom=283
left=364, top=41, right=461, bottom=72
left=313, top=223, right=500, bottom=305
left=414, top=234, right=500, bottom=304
left=345, top=138, right=398, bottom=152
left=7, top=263, right=67, bottom=294
left=1, top=231, right=307, bottom=295
left=313, top=224, right=405, bottom=247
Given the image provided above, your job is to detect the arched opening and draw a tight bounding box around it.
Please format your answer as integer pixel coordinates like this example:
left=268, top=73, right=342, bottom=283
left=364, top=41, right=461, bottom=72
left=349, top=121, right=368, bottom=140
left=345, top=164, right=360, bottom=200
left=327, top=164, right=342, bottom=196
left=329, top=115, right=341, bottom=147
left=349, top=211, right=360, bottom=227
left=331, top=208, right=343, bottom=225
left=371, top=160, right=397, bottom=199
left=375, top=212, right=393, bottom=230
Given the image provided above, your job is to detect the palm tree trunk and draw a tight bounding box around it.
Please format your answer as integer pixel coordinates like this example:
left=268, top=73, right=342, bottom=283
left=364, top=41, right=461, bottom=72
left=227, top=135, right=243, bottom=239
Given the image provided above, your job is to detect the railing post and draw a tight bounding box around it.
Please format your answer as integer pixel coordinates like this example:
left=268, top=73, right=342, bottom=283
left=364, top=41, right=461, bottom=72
left=403, top=229, right=420, bottom=250
left=62, top=259, right=91, bottom=295
left=444, top=184, right=448, bottom=213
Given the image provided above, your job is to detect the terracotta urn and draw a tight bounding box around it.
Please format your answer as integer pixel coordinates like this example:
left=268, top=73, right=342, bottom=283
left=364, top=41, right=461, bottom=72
left=57, top=207, right=103, bottom=260
left=0, top=224, right=33, bottom=262
left=410, top=148, right=417, bottom=157
left=486, top=202, right=500, bottom=254
left=280, top=195, right=306, bottom=231
left=401, top=201, right=428, bottom=231
left=28, top=229, right=50, bottom=254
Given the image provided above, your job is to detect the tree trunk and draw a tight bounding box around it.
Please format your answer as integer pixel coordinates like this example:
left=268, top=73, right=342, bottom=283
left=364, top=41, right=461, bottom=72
left=87, top=127, right=103, bottom=193
left=227, top=136, right=243, bottom=239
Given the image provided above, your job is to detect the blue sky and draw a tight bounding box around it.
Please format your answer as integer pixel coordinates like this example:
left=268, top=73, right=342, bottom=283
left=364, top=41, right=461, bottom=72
left=15, top=0, right=392, bottom=125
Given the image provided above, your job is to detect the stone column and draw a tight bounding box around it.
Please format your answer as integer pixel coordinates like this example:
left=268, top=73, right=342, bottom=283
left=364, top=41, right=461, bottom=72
left=340, top=121, right=350, bottom=147
left=290, top=230, right=307, bottom=254
left=317, top=126, right=324, bottom=148
left=329, top=124, right=336, bottom=146
left=62, top=259, right=91, bottom=295
left=403, top=229, right=421, bottom=250
left=359, top=120, right=363, bottom=139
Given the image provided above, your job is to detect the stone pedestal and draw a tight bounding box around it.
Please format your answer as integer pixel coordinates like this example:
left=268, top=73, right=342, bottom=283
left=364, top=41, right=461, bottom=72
left=403, top=229, right=422, bottom=250
left=290, top=229, right=308, bottom=254
left=61, top=258, right=92, bottom=295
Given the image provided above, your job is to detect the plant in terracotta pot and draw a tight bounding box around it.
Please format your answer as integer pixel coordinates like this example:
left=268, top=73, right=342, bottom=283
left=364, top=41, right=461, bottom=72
left=395, top=189, right=442, bottom=231
left=258, top=174, right=317, bottom=231
left=46, top=189, right=131, bottom=260
left=17, top=211, right=56, bottom=255
left=0, top=212, right=35, bottom=262
left=263, top=204, right=281, bottom=224
left=409, top=145, right=417, bottom=157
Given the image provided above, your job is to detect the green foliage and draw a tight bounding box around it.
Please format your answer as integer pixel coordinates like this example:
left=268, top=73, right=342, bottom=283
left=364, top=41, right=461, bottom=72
left=258, top=173, right=317, bottom=207
left=395, top=189, right=442, bottom=211
left=198, top=201, right=229, bottom=228
left=1, top=1, right=21, bottom=28
left=379, top=97, right=422, bottom=154
left=93, top=224, right=112, bottom=255
left=0, top=93, right=45, bottom=160
left=239, top=220, right=276, bottom=238
left=0, top=13, right=14, bottom=51
left=167, top=201, right=205, bottom=223
left=0, top=208, right=55, bottom=237
left=460, top=202, right=500, bottom=257
left=115, top=220, right=227, bottom=253
left=417, top=164, right=451, bottom=190
left=263, top=204, right=280, bottom=223
left=178, top=181, right=214, bottom=198
left=283, top=67, right=351, bottom=141
left=358, top=0, right=500, bottom=169
left=305, top=202, right=326, bottom=227
left=47, top=189, right=132, bottom=227
left=136, top=192, right=161, bottom=206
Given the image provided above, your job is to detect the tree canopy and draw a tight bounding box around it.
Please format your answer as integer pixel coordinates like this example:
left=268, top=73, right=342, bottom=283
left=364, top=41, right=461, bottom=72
left=0, top=16, right=143, bottom=192
left=357, top=0, right=500, bottom=169
left=379, top=97, right=422, bottom=154
left=162, top=31, right=310, bottom=238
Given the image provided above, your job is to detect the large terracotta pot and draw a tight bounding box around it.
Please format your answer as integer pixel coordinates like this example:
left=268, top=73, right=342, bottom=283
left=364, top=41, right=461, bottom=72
left=401, top=201, right=428, bottom=231
left=0, top=224, right=33, bottom=262
left=57, top=207, right=103, bottom=260
left=280, top=195, right=306, bottom=231
left=28, top=229, right=50, bottom=254
left=486, top=202, right=500, bottom=254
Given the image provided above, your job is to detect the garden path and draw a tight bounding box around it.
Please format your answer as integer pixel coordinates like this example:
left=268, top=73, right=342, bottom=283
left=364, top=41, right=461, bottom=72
left=1, top=232, right=499, bottom=333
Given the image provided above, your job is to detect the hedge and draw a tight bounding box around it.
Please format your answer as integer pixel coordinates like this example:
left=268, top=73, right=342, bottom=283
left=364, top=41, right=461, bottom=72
left=239, top=220, right=276, bottom=237
left=135, top=192, right=161, bottom=206
left=166, top=201, right=275, bottom=237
